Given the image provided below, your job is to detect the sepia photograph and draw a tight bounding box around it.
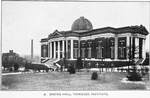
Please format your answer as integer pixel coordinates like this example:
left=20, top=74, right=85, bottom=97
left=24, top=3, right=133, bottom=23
left=1, top=0, right=150, bottom=95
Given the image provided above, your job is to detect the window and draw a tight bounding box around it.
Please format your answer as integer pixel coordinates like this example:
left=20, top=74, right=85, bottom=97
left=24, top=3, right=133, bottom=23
left=118, top=37, right=126, bottom=59
left=43, top=46, right=47, bottom=57
left=74, top=48, right=78, bottom=58
left=81, top=48, right=85, bottom=58
left=87, top=47, right=91, bottom=58
left=118, top=47, right=126, bottom=58
left=67, top=40, right=71, bottom=59
left=68, top=49, right=71, bottom=59
left=96, top=45, right=103, bottom=58
left=110, top=47, right=115, bottom=58
left=110, top=38, right=115, bottom=59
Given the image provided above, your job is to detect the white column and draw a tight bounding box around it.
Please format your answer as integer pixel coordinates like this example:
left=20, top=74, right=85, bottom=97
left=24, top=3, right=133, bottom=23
left=71, top=39, right=73, bottom=59
left=130, top=37, right=133, bottom=58
left=50, top=42, right=52, bottom=58
left=66, top=40, right=68, bottom=59
left=142, top=39, right=146, bottom=59
left=115, top=36, right=118, bottom=60
left=58, top=41, right=60, bottom=58
left=135, top=37, right=139, bottom=46
left=62, top=40, right=65, bottom=58
left=47, top=43, right=49, bottom=57
left=135, top=37, right=139, bottom=58
left=54, top=41, right=56, bottom=59
left=126, top=36, right=130, bottom=59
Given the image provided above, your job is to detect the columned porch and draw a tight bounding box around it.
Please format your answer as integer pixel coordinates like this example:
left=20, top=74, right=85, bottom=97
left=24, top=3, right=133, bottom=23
left=49, top=39, right=74, bottom=60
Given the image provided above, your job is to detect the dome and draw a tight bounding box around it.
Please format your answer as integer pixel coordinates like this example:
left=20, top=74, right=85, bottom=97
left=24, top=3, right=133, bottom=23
left=71, top=16, right=93, bottom=31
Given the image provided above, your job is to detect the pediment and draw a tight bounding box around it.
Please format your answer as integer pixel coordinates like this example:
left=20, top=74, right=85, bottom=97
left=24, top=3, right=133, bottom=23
left=49, top=30, right=63, bottom=38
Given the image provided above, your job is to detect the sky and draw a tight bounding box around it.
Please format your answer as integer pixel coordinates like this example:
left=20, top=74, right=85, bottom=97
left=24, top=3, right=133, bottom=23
left=2, top=1, right=150, bottom=56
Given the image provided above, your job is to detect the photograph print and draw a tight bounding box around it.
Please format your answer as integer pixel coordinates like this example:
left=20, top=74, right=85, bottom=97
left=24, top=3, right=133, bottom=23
left=1, top=1, right=150, bottom=91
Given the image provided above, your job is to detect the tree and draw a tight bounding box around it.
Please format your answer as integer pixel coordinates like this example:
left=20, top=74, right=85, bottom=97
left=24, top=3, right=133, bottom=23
left=126, top=45, right=139, bottom=72
left=76, top=57, right=83, bottom=71
left=126, top=45, right=143, bottom=81
left=14, top=63, right=19, bottom=71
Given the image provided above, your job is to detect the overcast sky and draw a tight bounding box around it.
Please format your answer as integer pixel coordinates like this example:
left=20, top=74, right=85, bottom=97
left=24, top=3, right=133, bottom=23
left=2, top=1, right=149, bottom=56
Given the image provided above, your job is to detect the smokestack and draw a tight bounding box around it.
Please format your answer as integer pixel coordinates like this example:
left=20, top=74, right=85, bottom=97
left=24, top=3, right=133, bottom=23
left=31, top=39, right=33, bottom=61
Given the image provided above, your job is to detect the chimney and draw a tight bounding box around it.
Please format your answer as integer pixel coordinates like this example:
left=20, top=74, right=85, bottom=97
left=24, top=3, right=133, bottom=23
left=9, top=50, right=13, bottom=53
left=31, top=39, right=33, bottom=61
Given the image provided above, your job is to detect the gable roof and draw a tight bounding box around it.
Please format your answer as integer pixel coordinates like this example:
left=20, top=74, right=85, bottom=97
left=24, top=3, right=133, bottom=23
left=48, top=30, right=63, bottom=38
left=79, top=25, right=149, bottom=36
left=41, top=25, right=149, bottom=41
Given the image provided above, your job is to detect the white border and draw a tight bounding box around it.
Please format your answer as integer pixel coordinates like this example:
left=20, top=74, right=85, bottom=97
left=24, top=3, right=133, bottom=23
left=0, top=1, right=150, bottom=98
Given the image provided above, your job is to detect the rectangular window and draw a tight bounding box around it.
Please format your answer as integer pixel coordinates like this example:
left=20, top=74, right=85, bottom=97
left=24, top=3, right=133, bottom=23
left=110, top=47, right=115, bottom=58
left=87, top=47, right=91, bottom=58
left=96, top=46, right=103, bottom=58
left=118, top=37, right=126, bottom=59
left=68, top=49, right=71, bottom=59
left=67, top=40, right=71, bottom=59
left=81, top=48, right=85, bottom=58
left=118, top=47, right=126, bottom=59
left=100, top=47, right=103, bottom=58
left=96, top=47, right=99, bottom=58
left=110, top=37, right=115, bottom=59
left=74, top=48, right=78, bottom=58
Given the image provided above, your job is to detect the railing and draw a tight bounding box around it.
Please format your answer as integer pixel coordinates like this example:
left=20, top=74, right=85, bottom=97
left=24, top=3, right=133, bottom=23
left=41, top=58, right=50, bottom=63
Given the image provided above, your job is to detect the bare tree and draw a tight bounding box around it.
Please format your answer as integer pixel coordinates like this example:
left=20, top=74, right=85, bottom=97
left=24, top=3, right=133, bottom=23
left=126, top=45, right=142, bottom=73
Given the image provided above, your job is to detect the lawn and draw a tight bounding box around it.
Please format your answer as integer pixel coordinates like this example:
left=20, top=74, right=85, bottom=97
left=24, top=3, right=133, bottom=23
left=2, top=71, right=149, bottom=91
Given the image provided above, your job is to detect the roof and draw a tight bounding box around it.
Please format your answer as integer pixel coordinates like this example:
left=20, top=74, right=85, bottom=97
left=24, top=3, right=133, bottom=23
left=41, top=25, right=149, bottom=42
left=2, top=51, right=19, bottom=59
left=81, top=25, right=149, bottom=36
left=40, top=38, right=48, bottom=42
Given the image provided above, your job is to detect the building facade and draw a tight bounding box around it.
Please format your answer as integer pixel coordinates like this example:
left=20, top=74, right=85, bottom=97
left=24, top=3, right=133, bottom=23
left=40, top=17, right=149, bottom=68
left=2, top=50, right=22, bottom=69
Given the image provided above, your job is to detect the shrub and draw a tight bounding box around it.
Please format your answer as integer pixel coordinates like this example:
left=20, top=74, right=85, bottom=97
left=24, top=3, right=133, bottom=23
left=91, top=72, right=98, bottom=80
left=126, top=72, right=142, bottom=81
left=141, top=67, right=149, bottom=76
left=126, top=66, right=143, bottom=81
left=69, top=65, right=76, bottom=74
left=145, top=67, right=149, bottom=73
left=141, top=71, right=146, bottom=76
left=46, top=69, right=49, bottom=72
left=9, top=67, right=13, bottom=72
left=76, top=58, right=83, bottom=71
left=67, top=66, right=71, bottom=72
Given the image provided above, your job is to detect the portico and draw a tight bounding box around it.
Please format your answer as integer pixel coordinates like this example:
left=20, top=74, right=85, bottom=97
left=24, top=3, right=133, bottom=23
left=47, top=38, right=74, bottom=60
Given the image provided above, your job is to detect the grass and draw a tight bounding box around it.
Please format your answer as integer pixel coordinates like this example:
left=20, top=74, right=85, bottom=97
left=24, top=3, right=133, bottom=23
left=2, top=71, right=149, bottom=91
